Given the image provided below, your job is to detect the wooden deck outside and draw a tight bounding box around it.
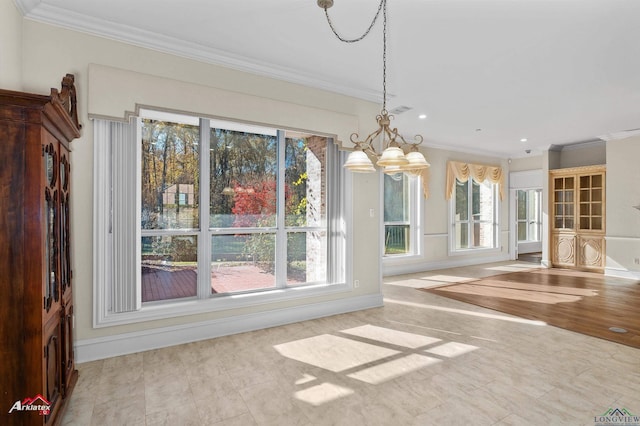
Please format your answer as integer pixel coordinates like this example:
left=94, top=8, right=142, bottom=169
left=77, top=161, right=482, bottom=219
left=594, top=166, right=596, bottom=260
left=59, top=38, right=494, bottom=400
left=141, top=264, right=291, bottom=302
left=142, top=268, right=197, bottom=302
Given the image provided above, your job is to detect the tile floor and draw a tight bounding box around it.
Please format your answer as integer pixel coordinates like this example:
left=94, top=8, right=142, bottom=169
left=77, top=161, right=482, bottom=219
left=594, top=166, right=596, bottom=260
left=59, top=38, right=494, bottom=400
left=63, top=261, right=640, bottom=425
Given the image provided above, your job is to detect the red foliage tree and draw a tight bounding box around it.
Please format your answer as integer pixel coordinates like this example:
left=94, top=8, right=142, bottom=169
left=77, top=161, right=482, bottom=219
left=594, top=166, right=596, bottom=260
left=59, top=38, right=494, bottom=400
left=231, top=179, right=297, bottom=227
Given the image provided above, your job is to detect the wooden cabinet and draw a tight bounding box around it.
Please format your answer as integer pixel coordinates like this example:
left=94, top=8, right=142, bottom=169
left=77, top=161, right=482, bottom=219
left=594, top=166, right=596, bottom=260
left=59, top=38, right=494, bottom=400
left=0, top=75, right=81, bottom=425
left=550, top=165, right=606, bottom=271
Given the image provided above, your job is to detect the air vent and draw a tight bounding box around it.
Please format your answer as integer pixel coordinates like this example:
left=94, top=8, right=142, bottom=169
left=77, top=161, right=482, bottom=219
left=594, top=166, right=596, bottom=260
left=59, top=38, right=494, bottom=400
left=388, top=105, right=412, bottom=115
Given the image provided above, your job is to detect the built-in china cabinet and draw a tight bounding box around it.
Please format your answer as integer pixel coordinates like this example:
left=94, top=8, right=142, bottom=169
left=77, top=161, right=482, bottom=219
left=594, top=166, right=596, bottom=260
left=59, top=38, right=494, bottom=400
left=550, top=165, right=606, bottom=271
left=0, top=75, right=81, bottom=425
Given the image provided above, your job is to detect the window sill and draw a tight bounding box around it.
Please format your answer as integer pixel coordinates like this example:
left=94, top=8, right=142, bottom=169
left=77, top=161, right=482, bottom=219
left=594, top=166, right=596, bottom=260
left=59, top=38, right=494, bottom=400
left=383, top=253, right=423, bottom=265
left=448, top=247, right=501, bottom=257
left=94, top=282, right=350, bottom=328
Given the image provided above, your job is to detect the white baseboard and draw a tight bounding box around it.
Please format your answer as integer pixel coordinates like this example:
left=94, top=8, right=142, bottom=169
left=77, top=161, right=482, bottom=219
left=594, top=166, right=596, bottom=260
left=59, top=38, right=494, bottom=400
left=383, top=253, right=510, bottom=277
left=604, top=267, right=640, bottom=281
left=75, top=293, right=383, bottom=363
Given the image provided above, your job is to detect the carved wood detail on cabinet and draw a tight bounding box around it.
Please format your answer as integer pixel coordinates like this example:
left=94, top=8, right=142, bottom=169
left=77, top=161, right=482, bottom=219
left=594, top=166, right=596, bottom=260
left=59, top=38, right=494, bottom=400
left=550, top=165, right=605, bottom=272
left=0, top=75, right=81, bottom=425
left=552, top=233, right=576, bottom=267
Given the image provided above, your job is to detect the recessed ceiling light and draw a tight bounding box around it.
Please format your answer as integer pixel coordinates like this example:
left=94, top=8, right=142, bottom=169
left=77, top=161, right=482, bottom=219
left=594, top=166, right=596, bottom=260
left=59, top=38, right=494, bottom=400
left=418, top=114, right=427, bottom=119
left=520, top=138, right=528, bottom=142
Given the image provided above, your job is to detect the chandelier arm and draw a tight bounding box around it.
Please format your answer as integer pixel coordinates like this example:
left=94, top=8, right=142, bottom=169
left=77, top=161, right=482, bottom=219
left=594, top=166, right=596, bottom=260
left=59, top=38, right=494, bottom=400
left=362, top=126, right=385, bottom=148
left=321, top=0, right=386, bottom=44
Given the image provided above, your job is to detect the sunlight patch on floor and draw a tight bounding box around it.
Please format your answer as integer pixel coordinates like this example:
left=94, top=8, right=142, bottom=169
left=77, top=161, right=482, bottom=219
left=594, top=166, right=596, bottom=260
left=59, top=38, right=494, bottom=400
left=347, top=354, right=441, bottom=384
left=384, top=298, right=547, bottom=326
left=276, top=325, right=483, bottom=405
left=295, top=373, right=317, bottom=385
left=436, top=284, right=583, bottom=304
left=273, top=334, right=399, bottom=372
left=485, top=263, right=543, bottom=273
left=464, top=280, right=598, bottom=297
left=425, top=341, right=478, bottom=358
left=341, top=324, right=441, bottom=348
left=294, top=382, right=355, bottom=406
left=384, top=274, right=476, bottom=289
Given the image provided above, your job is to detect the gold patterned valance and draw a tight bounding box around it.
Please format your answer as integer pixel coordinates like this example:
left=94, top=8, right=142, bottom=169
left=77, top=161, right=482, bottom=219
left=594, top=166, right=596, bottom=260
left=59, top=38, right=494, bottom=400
left=417, top=168, right=430, bottom=199
left=445, top=161, right=505, bottom=200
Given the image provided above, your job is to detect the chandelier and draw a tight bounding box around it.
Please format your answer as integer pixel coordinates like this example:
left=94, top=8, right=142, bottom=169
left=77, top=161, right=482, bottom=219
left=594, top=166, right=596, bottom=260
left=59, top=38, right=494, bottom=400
left=318, top=0, right=430, bottom=174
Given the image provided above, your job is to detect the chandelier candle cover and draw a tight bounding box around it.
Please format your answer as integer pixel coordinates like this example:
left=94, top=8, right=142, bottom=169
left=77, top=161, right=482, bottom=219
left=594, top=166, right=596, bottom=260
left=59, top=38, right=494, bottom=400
left=318, top=0, right=430, bottom=175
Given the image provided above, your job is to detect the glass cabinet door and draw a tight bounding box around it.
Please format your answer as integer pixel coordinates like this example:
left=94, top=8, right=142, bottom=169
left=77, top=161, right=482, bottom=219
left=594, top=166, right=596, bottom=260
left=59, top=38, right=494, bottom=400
left=553, top=176, right=574, bottom=230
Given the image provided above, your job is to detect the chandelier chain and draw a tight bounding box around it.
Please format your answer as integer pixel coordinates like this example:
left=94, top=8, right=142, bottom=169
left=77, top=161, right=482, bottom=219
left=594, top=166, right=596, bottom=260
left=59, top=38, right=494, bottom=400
left=322, top=0, right=385, bottom=43
left=382, top=0, right=387, bottom=112
left=322, top=0, right=388, bottom=111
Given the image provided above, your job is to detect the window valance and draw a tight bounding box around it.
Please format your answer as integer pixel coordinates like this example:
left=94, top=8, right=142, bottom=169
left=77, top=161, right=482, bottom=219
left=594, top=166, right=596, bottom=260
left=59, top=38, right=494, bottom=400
left=445, top=161, right=505, bottom=200
left=416, top=168, right=430, bottom=199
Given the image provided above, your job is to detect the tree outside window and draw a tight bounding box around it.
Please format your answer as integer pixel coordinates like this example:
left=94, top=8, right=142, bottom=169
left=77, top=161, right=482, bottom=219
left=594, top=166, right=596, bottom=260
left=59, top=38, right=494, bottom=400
left=140, top=115, right=331, bottom=302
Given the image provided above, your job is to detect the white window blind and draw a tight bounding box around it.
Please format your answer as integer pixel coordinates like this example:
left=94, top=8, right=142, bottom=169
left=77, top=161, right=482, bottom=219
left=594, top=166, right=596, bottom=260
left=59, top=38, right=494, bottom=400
left=93, top=118, right=140, bottom=314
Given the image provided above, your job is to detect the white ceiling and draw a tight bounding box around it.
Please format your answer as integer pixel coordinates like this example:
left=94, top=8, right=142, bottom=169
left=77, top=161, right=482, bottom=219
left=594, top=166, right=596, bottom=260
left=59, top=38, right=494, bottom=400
left=15, top=0, right=640, bottom=158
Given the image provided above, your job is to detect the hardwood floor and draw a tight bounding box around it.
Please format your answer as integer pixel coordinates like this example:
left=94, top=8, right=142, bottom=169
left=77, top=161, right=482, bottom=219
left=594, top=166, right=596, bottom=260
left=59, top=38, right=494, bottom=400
left=422, top=268, right=640, bottom=348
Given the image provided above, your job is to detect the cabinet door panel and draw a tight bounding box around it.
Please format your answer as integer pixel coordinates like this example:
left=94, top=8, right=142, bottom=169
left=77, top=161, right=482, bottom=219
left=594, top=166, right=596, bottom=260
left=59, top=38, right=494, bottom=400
left=552, top=234, right=576, bottom=267
left=44, top=320, right=62, bottom=424
left=61, top=303, right=75, bottom=396
left=578, top=236, right=605, bottom=270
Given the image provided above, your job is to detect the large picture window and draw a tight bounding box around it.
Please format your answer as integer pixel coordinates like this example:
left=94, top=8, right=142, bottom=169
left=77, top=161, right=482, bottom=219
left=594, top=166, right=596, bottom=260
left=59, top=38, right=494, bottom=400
left=452, top=178, right=498, bottom=250
left=94, top=109, right=346, bottom=324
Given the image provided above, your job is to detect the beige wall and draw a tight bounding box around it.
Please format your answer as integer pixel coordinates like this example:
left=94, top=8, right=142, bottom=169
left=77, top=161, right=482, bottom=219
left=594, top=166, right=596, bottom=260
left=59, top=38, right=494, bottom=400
left=20, top=20, right=382, bottom=342
left=551, top=141, right=606, bottom=169
left=509, top=155, right=543, bottom=173
left=605, top=135, right=640, bottom=275
left=0, top=0, right=22, bottom=90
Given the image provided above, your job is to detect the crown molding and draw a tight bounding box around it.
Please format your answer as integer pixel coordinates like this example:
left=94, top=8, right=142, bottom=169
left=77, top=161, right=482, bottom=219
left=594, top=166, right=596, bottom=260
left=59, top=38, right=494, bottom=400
left=18, top=2, right=381, bottom=103
left=13, top=0, right=40, bottom=15
left=598, top=129, right=640, bottom=142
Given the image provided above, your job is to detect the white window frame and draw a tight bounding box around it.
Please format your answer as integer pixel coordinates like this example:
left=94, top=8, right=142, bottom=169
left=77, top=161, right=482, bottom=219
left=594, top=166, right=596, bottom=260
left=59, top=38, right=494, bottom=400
left=449, top=177, right=500, bottom=254
left=93, top=112, right=349, bottom=327
left=516, top=188, right=542, bottom=243
left=381, top=173, right=423, bottom=262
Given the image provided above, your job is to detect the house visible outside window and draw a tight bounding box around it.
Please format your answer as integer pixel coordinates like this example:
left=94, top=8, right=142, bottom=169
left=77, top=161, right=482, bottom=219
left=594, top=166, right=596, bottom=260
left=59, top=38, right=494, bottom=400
left=383, top=173, right=420, bottom=256
left=452, top=178, right=498, bottom=250
left=517, top=189, right=542, bottom=242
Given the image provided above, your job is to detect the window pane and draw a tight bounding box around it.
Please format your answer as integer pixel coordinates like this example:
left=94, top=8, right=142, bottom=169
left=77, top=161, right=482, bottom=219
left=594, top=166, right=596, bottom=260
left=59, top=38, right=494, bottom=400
left=209, top=128, right=277, bottom=228
left=517, top=190, right=527, bottom=220
left=141, top=119, right=200, bottom=230
left=285, top=136, right=327, bottom=227
left=455, top=179, right=469, bottom=221
left=455, top=223, right=469, bottom=249
left=528, top=221, right=541, bottom=241
left=384, top=173, right=409, bottom=222
left=211, top=234, right=275, bottom=293
left=473, top=222, right=494, bottom=248
left=287, top=231, right=327, bottom=285
left=474, top=180, right=494, bottom=221
left=385, top=225, right=410, bottom=255
left=518, top=222, right=527, bottom=241
left=141, top=235, right=198, bottom=302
